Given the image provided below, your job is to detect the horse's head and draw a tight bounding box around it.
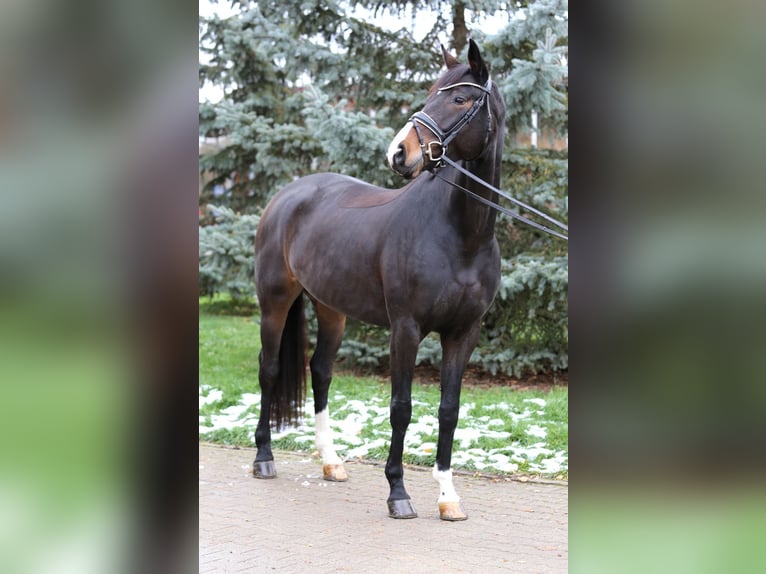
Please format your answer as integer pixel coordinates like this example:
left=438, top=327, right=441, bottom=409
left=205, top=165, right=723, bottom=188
left=387, top=39, right=505, bottom=179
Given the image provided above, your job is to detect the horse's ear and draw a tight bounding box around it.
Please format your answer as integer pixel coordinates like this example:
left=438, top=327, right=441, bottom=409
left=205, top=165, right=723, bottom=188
left=467, top=39, right=489, bottom=83
left=441, top=44, right=461, bottom=69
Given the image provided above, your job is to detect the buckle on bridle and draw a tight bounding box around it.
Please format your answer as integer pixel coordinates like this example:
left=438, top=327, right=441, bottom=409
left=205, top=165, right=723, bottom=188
left=412, top=114, right=446, bottom=166
left=425, top=140, right=444, bottom=163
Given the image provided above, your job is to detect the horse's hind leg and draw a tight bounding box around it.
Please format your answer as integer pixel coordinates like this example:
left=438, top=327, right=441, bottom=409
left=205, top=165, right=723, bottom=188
left=309, top=302, right=348, bottom=482
left=253, top=289, right=301, bottom=479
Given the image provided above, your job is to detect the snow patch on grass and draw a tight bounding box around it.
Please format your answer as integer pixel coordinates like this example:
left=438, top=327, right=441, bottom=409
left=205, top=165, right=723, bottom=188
left=199, top=387, right=223, bottom=408
left=199, top=387, right=567, bottom=476
left=524, top=397, right=547, bottom=408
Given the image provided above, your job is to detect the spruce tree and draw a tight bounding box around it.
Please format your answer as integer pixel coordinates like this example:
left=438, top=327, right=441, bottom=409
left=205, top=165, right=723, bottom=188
left=199, top=0, right=568, bottom=376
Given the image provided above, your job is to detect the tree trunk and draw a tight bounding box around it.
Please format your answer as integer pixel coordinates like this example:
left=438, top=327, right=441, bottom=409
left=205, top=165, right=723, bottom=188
left=452, top=0, right=467, bottom=55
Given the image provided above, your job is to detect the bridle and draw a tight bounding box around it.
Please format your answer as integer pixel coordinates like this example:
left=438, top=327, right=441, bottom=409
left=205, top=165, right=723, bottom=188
left=409, top=79, right=493, bottom=164
left=408, top=77, right=569, bottom=242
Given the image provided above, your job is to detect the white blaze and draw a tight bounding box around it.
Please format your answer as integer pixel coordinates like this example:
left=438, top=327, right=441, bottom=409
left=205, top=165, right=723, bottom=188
left=386, top=123, right=413, bottom=167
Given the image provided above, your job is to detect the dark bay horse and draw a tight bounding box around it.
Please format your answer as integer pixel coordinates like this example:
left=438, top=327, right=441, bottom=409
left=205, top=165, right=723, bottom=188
left=253, top=39, right=506, bottom=521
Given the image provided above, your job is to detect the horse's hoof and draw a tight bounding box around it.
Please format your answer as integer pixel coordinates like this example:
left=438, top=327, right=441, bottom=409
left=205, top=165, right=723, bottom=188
left=253, top=460, right=277, bottom=479
left=323, top=464, right=348, bottom=482
left=438, top=501, right=468, bottom=521
left=388, top=498, right=418, bottom=519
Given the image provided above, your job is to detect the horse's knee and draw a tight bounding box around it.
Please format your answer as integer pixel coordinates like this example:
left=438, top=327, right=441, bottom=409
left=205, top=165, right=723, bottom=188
left=389, top=398, right=412, bottom=429
left=438, top=404, right=459, bottom=431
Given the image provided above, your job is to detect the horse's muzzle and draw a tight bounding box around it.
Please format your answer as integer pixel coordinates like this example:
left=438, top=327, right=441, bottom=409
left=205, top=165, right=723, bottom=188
left=390, top=144, right=406, bottom=170
left=387, top=125, right=425, bottom=179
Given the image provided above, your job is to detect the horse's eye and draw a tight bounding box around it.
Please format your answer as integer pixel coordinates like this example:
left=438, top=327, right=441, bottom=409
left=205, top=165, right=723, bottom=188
left=453, top=96, right=466, bottom=105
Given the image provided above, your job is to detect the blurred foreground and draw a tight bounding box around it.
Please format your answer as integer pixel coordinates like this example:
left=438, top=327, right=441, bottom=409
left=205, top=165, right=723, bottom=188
left=571, top=1, right=766, bottom=572
left=0, top=1, right=197, bottom=572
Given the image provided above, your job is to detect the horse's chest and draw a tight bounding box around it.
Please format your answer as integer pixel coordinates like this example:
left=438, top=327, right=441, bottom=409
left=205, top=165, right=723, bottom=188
left=426, top=266, right=495, bottom=326
left=443, top=271, right=486, bottom=306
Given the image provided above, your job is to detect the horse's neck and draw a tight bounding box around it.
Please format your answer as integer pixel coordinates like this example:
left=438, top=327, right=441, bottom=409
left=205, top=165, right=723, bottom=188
left=452, top=150, right=501, bottom=252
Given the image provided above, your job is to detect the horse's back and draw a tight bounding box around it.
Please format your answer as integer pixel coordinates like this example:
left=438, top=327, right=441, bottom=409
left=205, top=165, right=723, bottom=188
left=260, top=173, right=401, bottom=224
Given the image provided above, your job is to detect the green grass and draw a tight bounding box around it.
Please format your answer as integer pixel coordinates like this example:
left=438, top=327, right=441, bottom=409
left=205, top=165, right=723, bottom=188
left=199, top=313, right=259, bottom=409
left=200, top=298, right=568, bottom=478
left=199, top=294, right=258, bottom=316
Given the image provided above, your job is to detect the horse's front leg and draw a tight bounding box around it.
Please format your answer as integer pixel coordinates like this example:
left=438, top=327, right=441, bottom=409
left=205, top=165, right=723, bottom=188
left=434, top=323, right=482, bottom=521
left=385, top=317, right=421, bottom=519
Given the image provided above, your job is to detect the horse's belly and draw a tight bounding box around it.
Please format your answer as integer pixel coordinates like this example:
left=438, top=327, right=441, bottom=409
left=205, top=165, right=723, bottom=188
left=291, top=253, right=390, bottom=327
left=302, top=279, right=390, bottom=327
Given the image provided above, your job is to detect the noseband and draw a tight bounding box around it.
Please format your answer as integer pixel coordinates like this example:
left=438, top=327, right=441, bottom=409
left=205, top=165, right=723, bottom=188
left=409, top=78, right=493, bottom=165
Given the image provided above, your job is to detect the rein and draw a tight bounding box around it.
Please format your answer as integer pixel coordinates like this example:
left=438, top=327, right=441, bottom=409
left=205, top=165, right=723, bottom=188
left=432, top=160, right=569, bottom=241
left=409, top=79, right=569, bottom=242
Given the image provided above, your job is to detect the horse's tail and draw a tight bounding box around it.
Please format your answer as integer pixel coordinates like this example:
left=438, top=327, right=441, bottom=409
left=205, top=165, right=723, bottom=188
left=272, top=292, right=307, bottom=430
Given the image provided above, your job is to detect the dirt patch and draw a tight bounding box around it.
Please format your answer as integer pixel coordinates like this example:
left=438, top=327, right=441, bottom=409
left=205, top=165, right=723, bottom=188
left=342, top=364, right=567, bottom=392
left=411, top=364, right=568, bottom=391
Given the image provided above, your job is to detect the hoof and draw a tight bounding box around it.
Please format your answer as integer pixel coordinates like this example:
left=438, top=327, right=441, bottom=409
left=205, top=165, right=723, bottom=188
left=323, top=464, right=348, bottom=482
left=388, top=498, right=418, bottom=519
left=253, top=460, right=277, bottom=479
left=438, top=501, right=468, bottom=521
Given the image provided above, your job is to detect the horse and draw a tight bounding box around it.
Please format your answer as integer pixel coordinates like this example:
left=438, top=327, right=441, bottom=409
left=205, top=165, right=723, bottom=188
left=252, top=39, right=506, bottom=521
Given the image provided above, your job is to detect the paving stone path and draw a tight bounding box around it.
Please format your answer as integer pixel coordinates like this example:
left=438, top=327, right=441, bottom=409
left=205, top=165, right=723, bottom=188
left=200, top=443, right=567, bottom=573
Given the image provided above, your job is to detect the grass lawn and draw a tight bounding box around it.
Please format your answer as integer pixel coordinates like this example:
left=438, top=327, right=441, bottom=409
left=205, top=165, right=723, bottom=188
left=199, top=300, right=568, bottom=479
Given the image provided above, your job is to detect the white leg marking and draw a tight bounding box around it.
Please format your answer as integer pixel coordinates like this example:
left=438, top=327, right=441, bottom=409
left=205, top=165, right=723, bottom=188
left=315, top=409, right=342, bottom=466
left=386, top=123, right=413, bottom=167
left=433, top=465, right=460, bottom=503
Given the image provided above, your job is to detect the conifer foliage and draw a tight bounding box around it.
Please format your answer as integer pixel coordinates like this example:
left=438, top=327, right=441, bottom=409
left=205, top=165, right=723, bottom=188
left=199, top=0, right=568, bottom=377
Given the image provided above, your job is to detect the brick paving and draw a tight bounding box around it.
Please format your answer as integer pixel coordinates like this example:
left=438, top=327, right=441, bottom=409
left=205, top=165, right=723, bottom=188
left=199, top=443, right=567, bottom=573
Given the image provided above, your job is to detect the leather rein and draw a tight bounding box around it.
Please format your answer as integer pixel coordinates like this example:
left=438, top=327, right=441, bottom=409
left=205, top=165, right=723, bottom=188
left=408, top=79, right=569, bottom=242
